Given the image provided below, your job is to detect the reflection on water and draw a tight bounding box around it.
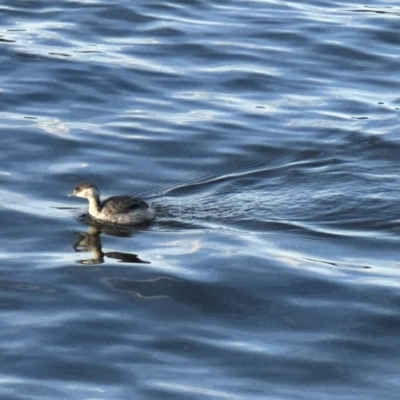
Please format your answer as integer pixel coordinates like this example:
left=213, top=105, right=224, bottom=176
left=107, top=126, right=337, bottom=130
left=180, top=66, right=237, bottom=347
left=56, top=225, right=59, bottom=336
left=73, top=224, right=150, bottom=265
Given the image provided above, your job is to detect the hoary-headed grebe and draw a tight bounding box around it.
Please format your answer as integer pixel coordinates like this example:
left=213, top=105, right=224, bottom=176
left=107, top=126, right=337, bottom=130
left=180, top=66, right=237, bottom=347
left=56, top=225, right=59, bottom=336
left=69, top=182, right=154, bottom=225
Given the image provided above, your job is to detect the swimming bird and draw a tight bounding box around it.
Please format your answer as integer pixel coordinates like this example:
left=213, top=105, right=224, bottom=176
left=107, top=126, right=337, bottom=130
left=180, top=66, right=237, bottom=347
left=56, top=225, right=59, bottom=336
left=69, top=182, right=154, bottom=225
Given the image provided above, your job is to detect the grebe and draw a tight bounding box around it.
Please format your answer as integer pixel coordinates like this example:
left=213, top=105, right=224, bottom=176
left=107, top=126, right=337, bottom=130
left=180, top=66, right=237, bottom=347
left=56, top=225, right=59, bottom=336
left=69, top=182, right=154, bottom=225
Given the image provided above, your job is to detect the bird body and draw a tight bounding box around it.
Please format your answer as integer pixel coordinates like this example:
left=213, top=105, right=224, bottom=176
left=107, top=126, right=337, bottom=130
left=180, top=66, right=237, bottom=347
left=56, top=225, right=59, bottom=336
left=70, top=182, right=154, bottom=225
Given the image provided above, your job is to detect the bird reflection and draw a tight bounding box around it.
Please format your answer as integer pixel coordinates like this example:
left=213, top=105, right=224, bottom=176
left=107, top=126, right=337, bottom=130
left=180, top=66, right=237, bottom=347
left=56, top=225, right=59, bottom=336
left=73, top=224, right=150, bottom=265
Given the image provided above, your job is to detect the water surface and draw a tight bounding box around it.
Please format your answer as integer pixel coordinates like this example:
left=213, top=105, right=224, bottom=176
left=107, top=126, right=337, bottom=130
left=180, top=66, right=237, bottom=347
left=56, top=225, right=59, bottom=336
left=1, top=1, right=400, bottom=399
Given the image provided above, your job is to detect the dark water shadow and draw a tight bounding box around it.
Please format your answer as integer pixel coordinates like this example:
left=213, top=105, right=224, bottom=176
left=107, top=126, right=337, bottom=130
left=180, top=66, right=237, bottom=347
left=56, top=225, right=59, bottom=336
left=72, top=219, right=150, bottom=265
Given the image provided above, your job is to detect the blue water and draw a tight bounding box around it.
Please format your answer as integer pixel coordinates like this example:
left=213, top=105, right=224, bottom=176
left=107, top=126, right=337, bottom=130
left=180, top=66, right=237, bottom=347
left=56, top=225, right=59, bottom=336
left=1, top=1, right=400, bottom=399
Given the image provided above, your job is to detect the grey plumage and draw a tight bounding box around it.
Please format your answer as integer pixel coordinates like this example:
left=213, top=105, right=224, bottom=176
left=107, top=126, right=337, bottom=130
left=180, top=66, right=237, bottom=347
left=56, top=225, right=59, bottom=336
left=70, top=182, right=154, bottom=225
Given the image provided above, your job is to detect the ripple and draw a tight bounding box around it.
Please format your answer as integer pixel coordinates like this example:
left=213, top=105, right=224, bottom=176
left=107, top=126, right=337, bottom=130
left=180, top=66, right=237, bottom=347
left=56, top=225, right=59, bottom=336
left=1, top=0, right=400, bottom=399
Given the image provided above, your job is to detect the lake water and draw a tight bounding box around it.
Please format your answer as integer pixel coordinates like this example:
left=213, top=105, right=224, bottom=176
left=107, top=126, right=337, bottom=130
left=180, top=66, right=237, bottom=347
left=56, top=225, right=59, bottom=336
left=1, top=1, right=400, bottom=399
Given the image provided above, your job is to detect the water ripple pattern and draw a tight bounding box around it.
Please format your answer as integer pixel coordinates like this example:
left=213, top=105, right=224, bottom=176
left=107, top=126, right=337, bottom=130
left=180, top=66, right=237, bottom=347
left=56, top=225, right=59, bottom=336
left=1, top=1, right=400, bottom=399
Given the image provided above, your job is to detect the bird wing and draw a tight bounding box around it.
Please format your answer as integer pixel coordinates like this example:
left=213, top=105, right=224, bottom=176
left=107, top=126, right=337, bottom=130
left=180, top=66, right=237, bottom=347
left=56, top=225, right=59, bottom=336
left=101, top=196, right=148, bottom=214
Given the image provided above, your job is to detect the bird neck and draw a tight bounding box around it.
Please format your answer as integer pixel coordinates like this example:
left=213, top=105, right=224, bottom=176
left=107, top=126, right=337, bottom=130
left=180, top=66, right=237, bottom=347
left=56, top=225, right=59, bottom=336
left=87, top=195, right=101, bottom=216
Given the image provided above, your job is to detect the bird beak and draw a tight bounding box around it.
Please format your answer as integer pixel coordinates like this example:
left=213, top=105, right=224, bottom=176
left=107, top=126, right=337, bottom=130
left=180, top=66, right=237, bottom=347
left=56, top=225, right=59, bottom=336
left=68, top=193, right=74, bottom=197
